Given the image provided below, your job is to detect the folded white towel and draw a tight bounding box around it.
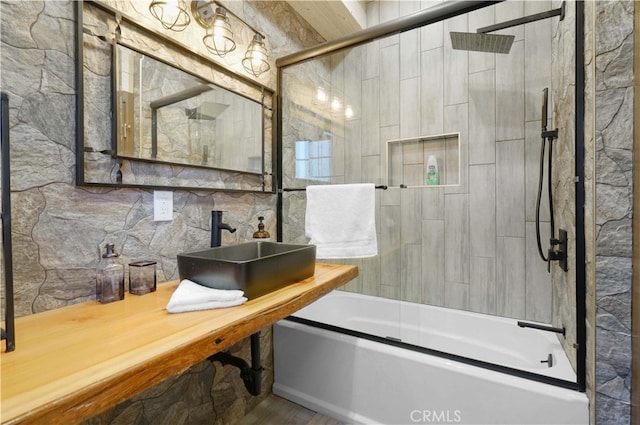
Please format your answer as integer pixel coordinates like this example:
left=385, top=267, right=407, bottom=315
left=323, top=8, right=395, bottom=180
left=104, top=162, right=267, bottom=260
left=305, top=183, right=378, bottom=259
left=166, top=279, right=247, bottom=314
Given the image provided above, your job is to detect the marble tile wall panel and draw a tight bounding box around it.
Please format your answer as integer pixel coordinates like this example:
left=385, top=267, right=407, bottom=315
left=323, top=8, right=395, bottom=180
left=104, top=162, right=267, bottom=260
left=496, top=40, right=525, bottom=141
left=469, top=69, right=496, bottom=165
left=420, top=48, right=444, bottom=136
left=444, top=193, right=469, bottom=285
left=496, top=139, right=525, bottom=237
left=469, top=164, right=496, bottom=258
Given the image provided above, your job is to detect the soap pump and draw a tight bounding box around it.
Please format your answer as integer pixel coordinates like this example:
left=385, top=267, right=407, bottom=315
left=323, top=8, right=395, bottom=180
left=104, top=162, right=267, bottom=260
left=252, top=216, right=270, bottom=239
left=96, top=243, right=125, bottom=304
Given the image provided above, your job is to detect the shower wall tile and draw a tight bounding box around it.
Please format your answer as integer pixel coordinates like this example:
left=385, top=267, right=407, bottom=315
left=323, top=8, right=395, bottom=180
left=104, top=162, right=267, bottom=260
left=444, top=103, right=469, bottom=194
left=525, top=222, right=552, bottom=322
left=496, top=40, right=525, bottom=141
left=443, top=14, right=468, bottom=106
left=400, top=77, right=421, bottom=138
left=401, top=188, right=422, bottom=244
left=524, top=120, right=550, bottom=222
left=399, top=0, right=420, bottom=17
left=362, top=78, right=380, bottom=156
left=402, top=244, right=422, bottom=302
left=400, top=30, right=420, bottom=80
left=470, top=256, right=497, bottom=314
left=421, top=21, right=443, bottom=51
left=445, top=281, right=469, bottom=310
left=380, top=204, right=401, bottom=288
left=420, top=48, right=444, bottom=136
left=361, top=256, right=382, bottom=297
left=422, top=219, right=445, bottom=306
left=495, top=0, right=524, bottom=41
left=380, top=44, right=400, bottom=128
left=497, top=236, right=526, bottom=318
left=365, top=41, right=380, bottom=80
left=362, top=154, right=381, bottom=186
left=467, top=5, right=496, bottom=73
left=469, top=164, right=496, bottom=258
left=421, top=187, right=444, bottom=220
left=496, top=139, right=525, bottom=237
left=379, top=1, right=400, bottom=47
left=345, top=119, right=363, bottom=183
left=524, top=5, right=552, bottom=123
left=469, top=69, right=496, bottom=165
left=444, top=193, right=469, bottom=284
left=344, top=48, right=364, bottom=118
left=380, top=125, right=399, bottom=185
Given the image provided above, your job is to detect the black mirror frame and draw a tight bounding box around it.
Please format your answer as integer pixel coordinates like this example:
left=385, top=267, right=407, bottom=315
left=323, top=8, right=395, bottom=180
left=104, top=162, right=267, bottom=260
left=74, top=0, right=276, bottom=194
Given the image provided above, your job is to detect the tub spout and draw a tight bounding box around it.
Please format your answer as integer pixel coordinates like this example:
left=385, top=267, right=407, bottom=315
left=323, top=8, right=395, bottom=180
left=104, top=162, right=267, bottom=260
left=517, top=320, right=565, bottom=336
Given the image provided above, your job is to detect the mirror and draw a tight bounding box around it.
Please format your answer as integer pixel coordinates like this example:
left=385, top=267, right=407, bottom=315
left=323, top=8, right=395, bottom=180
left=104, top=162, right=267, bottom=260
left=115, top=43, right=263, bottom=175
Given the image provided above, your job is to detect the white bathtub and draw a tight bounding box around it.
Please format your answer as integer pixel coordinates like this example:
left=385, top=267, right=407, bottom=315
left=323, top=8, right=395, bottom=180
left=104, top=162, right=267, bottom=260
left=273, top=290, right=588, bottom=425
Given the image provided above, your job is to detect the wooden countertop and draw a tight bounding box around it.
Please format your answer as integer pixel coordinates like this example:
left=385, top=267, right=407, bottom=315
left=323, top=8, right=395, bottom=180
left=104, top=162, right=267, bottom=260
left=0, top=263, right=358, bottom=425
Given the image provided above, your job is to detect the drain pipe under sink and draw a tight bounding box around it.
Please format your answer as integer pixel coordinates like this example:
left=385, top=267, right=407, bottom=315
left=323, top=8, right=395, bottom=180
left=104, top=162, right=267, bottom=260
left=208, top=332, right=264, bottom=396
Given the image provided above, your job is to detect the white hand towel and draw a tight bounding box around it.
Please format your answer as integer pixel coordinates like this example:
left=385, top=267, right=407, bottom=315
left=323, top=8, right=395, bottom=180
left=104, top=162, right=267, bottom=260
left=305, top=183, right=378, bottom=259
left=166, top=279, right=247, bottom=314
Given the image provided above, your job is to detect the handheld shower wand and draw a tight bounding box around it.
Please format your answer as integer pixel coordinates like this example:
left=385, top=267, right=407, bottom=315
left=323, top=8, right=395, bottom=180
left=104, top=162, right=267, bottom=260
left=536, top=88, right=567, bottom=272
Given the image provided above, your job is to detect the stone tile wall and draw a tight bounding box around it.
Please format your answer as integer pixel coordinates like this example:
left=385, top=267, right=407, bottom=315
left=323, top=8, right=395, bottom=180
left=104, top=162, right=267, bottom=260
left=593, top=1, right=634, bottom=423
left=0, top=0, right=322, bottom=423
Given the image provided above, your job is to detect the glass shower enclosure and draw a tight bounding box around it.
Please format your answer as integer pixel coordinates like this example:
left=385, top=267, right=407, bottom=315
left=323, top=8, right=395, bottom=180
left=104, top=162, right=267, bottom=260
left=277, top=0, right=584, bottom=390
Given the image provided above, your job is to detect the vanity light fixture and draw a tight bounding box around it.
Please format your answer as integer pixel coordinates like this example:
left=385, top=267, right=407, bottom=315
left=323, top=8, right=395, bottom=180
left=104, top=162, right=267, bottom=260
left=242, top=34, right=270, bottom=77
left=148, top=0, right=271, bottom=77
left=202, top=7, right=236, bottom=57
left=149, top=0, right=191, bottom=31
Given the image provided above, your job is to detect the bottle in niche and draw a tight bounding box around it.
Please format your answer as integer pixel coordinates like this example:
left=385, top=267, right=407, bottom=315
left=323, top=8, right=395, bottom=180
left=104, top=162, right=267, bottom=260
left=426, top=155, right=439, bottom=186
left=96, top=243, right=125, bottom=304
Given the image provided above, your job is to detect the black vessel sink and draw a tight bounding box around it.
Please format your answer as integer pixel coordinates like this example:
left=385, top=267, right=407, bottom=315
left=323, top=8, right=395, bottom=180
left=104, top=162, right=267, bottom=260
left=177, top=242, right=316, bottom=299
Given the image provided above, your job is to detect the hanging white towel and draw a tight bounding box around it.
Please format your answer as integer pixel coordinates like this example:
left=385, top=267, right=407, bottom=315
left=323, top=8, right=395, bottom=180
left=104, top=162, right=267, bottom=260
left=305, top=183, right=378, bottom=259
left=166, top=279, right=247, bottom=314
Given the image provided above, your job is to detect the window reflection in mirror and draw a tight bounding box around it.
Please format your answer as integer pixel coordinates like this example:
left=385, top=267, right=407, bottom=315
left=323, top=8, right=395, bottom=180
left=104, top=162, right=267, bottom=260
left=115, top=43, right=263, bottom=174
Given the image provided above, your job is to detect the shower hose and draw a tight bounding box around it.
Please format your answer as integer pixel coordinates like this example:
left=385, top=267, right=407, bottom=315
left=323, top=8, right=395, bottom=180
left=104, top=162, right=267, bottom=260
left=535, top=133, right=555, bottom=263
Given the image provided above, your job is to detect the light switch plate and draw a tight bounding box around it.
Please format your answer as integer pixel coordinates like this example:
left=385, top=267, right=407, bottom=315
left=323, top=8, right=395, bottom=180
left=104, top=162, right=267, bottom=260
left=153, top=191, right=173, bottom=221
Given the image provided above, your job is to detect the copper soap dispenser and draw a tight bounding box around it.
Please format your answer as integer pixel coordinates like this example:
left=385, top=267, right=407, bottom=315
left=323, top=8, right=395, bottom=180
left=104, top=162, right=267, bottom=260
left=252, top=216, right=270, bottom=239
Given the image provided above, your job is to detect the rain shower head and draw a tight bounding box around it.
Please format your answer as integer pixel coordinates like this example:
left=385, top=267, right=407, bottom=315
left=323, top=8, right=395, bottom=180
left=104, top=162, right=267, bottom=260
left=450, top=2, right=565, bottom=54
left=450, top=32, right=514, bottom=54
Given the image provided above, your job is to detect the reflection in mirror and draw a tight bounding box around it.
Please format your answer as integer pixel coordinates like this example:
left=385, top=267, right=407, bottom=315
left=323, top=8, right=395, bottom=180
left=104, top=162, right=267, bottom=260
left=115, top=43, right=263, bottom=174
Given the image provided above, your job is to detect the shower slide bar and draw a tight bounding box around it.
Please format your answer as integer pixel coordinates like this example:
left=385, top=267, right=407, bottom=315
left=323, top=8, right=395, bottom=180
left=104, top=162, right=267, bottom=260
left=281, top=185, right=388, bottom=192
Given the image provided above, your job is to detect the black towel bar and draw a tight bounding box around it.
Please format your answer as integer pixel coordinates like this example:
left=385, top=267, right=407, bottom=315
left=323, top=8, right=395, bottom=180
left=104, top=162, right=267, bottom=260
left=282, top=185, right=387, bottom=192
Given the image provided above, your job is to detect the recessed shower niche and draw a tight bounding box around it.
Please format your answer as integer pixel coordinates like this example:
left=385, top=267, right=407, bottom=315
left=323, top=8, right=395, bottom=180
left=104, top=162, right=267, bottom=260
left=385, top=133, right=460, bottom=188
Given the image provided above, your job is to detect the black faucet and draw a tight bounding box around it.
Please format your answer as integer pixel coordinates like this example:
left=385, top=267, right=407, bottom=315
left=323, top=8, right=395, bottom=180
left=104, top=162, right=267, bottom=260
left=211, top=210, right=236, bottom=247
